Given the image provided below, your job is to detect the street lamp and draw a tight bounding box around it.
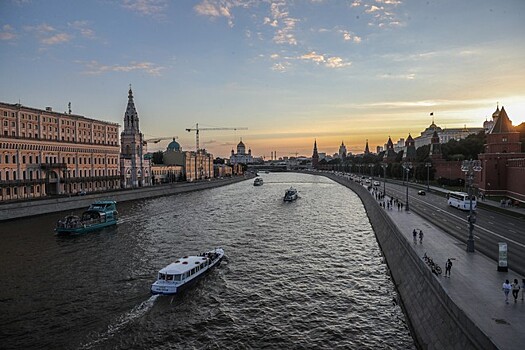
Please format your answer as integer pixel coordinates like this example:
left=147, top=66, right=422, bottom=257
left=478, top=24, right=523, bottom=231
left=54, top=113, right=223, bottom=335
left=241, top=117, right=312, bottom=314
left=402, top=162, right=413, bottom=211
left=425, top=162, right=432, bottom=191
left=368, top=163, right=374, bottom=178
left=381, top=163, right=387, bottom=194
left=461, top=159, right=482, bottom=253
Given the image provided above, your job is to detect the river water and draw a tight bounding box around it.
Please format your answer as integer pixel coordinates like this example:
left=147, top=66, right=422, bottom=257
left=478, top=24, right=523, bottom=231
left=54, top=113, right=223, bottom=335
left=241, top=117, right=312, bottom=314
left=0, top=172, right=415, bottom=349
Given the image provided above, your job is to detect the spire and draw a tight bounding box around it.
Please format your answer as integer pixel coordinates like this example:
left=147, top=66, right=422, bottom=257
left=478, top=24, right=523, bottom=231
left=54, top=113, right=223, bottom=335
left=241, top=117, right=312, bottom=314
left=490, top=106, right=515, bottom=134
left=312, top=139, right=319, bottom=169
left=364, top=139, right=370, bottom=154
left=124, top=86, right=140, bottom=133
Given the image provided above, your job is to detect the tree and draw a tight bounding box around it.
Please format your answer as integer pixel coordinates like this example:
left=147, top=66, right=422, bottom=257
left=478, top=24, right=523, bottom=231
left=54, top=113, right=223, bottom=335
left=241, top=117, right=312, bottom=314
left=152, top=151, right=164, bottom=165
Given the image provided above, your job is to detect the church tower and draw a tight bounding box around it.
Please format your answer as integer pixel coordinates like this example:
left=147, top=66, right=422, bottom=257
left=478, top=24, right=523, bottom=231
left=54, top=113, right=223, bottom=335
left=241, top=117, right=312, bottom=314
left=312, top=139, right=319, bottom=169
left=120, top=87, right=151, bottom=188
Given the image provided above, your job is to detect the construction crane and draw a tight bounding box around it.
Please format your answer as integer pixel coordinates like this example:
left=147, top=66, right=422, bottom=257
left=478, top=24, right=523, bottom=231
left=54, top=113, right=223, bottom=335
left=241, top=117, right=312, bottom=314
left=185, top=123, right=248, bottom=151
left=143, top=136, right=178, bottom=144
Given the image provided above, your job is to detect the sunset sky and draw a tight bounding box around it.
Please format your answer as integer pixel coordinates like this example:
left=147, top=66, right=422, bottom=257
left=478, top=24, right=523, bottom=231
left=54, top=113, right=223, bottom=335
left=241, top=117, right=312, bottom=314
left=1, top=0, right=524, bottom=158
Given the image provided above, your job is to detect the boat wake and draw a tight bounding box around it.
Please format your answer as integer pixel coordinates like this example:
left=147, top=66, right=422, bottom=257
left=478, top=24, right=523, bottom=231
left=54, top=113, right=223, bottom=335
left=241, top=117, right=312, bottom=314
left=79, top=294, right=159, bottom=349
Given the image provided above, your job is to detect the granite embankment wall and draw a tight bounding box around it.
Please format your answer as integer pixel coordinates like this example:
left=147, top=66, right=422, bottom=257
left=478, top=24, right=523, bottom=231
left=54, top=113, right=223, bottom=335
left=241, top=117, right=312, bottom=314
left=0, top=176, right=251, bottom=221
left=325, top=174, right=495, bottom=350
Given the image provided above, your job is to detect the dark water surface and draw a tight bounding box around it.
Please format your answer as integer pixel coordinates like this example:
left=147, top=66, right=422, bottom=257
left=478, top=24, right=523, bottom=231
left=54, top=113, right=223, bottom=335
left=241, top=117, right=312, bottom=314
left=0, top=173, right=415, bottom=349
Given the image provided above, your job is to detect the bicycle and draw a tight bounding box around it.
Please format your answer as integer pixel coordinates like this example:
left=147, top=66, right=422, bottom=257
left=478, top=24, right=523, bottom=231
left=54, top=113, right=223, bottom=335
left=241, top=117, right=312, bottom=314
left=422, top=253, right=442, bottom=275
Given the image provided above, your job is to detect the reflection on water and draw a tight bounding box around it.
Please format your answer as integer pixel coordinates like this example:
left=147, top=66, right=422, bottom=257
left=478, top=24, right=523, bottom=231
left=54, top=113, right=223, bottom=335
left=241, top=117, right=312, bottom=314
left=0, top=172, right=415, bottom=349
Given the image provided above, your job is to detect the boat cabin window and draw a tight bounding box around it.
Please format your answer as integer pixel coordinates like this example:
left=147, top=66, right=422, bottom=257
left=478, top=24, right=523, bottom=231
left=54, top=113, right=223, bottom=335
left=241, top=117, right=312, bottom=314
left=166, top=274, right=173, bottom=281
left=159, top=273, right=166, bottom=280
left=173, top=274, right=181, bottom=281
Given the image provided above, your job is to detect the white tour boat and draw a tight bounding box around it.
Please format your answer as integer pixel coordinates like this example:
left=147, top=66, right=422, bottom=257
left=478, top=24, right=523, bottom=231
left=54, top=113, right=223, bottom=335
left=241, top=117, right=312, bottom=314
left=151, top=248, right=225, bottom=295
left=283, top=187, right=298, bottom=201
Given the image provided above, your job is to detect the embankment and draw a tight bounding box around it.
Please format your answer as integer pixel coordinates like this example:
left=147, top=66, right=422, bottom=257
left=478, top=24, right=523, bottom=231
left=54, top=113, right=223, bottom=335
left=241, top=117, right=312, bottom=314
left=325, top=173, right=495, bottom=350
left=0, top=176, right=251, bottom=222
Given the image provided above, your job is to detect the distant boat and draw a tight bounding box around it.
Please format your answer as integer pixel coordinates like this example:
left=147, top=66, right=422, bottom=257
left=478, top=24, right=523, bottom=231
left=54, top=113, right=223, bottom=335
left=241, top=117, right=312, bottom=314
left=55, top=200, right=118, bottom=235
left=151, top=248, right=225, bottom=295
left=254, top=177, right=264, bottom=186
left=283, top=187, right=298, bottom=202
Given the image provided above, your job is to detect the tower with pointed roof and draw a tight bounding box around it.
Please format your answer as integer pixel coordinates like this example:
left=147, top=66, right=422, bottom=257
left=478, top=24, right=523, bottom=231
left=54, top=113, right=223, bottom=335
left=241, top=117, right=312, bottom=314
left=478, top=105, right=524, bottom=201
left=403, top=134, right=416, bottom=161
left=429, top=130, right=442, bottom=159
left=383, top=136, right=397, bottom=163
left=364, top=139, right=370, bottom=155
left=312, top=139, right=319, bottom=169
left=119, top=87, right=152, bottom=188
left=339, top=141, right=347, bottom=159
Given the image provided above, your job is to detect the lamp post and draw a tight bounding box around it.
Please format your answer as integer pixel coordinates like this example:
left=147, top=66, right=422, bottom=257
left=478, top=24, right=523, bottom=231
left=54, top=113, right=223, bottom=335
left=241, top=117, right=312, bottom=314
left=368, top=163, right=374, bottom=178
left=461, top=159, right=482, bottom=253
left=381, top=163, right=387, bottom=194
left=425, top=162, right=432, bottom=191
left=402, top=162, right=413, bottom=211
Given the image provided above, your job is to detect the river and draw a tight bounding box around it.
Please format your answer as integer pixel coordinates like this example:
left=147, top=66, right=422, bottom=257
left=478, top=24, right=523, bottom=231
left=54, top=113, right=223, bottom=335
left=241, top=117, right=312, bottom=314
left=0, top=172, right=415, bottom=349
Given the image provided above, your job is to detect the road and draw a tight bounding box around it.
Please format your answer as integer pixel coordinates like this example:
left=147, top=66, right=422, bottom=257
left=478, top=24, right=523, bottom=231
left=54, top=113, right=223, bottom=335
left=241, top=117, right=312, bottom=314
left=382, top=180, right=525, bottom=277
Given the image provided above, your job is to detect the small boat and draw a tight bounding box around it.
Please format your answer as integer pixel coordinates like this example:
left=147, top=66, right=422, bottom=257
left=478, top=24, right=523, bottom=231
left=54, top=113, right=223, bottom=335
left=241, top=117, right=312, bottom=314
left=151, top=248, right=225, bottom=295
left=55, top=200, right=118, bottom=235
left=253, top=177, right=264, bottom=186
left=283, top=187, right=298, bottom=201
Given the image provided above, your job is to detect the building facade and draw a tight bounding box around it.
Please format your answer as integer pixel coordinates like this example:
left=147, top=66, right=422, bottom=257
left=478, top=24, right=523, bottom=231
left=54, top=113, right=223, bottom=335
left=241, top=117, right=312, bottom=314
left=230, top=139, right=253, bottom=164
left=119, top=88, right=152, bottom=188
left=0, top=102, right=120, bottom=201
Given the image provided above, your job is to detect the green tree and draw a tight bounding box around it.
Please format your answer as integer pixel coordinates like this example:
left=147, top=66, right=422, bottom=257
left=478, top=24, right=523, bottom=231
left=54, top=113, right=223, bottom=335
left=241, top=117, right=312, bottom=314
left=152, top=151, right=164, bottom=165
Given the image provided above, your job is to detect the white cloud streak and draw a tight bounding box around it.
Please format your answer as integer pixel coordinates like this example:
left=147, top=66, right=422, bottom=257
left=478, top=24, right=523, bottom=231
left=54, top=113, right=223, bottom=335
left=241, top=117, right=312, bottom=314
left=121, top=0, right=168, bottom=18
left=0, top=24, right=16, bottom=40
left=78, top=60, right=165, bottom=76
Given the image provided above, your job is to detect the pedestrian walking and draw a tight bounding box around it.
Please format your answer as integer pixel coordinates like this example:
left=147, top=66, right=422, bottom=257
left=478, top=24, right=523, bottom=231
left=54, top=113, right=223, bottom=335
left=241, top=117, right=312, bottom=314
left=511, top=279, right=521, bottom=303
left=444, top=259, right=452, bottom=277
left=502, top=279, right=512, bottom=304
left=419, top=229, right=424, bottom=244
left=522, top=279, right=525, bottom=301
left=413, top=229, right=417, bottom=243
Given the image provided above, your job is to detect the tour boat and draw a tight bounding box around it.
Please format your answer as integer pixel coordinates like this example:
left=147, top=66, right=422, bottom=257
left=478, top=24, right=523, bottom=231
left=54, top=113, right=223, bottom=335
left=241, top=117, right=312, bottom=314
left=151, top=248, right=225, bottom=295
left=55, top=200, right=118, bottom=235
left=283, top=187, right=298, bottom=201
left=253, top=177, right=264, bottom=186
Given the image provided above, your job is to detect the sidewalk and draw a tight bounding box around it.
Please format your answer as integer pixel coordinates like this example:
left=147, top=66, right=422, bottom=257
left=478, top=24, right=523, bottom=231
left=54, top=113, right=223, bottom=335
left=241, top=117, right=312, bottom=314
left=383, top=201, right=525, bottom=349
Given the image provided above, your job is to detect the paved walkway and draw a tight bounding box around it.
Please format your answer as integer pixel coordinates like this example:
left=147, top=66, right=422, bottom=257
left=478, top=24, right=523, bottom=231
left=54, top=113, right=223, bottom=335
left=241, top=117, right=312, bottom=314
left=382, top=197, right=525, bottom=349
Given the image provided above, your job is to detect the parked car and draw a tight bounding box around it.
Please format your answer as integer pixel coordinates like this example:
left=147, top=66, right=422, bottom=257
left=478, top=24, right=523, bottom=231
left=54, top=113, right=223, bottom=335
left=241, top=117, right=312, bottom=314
left=418, top=190, right=426, bottom=195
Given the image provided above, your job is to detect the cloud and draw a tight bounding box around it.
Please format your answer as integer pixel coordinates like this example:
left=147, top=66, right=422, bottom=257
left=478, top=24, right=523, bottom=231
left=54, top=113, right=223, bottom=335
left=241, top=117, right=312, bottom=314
left=300, top=51, right=351, bottom=68
left=121, top=0, right=168, bottom=18
left=194, top=0, right=238, bottom=27
left=69, top=21, right=96, bottom=39
left=267, top=2, right=299, bottom=46
left=78, top=60, right=165, bottom=76
left=41, top=33, right=72, bottom=45
left=0, top=24, right=16, bottom=40
left=25, top=23, right=73, bottom=45
left=378, top=73, right=415, bottom=80
left=272, top=62, right=290, bottom=72
left=339, top=30, right=362, bottom=43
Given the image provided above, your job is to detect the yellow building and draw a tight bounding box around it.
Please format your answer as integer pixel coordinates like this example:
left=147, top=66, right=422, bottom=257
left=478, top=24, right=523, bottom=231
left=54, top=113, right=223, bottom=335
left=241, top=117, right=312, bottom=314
left=162, top=138, right=213, bottom=182
left=151, top=164, right=184, bottom=184
left=0, top=102, right=120, bottom=201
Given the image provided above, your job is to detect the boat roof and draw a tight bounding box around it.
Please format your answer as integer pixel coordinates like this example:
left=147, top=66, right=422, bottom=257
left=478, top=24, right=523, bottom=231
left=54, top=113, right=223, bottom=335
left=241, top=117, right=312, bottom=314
left=159, top=255, right=209, bottom=274
left=159, top=249, right=224, bottom=275
left=92, top=200, right=116, bottom=205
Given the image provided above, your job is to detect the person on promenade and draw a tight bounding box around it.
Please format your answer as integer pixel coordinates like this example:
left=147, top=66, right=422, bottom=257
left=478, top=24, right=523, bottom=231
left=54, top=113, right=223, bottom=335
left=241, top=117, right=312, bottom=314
left=413, top=229, right=417, bottom=243
left=511, top=279, right=521, bottom=303
left=445, top=259, right=452, bottom=277
left=502, top=280, right=512, bottom=304
left=522, top=279, right=525, bottom=301
left=419, top=229, right=424, bottom=244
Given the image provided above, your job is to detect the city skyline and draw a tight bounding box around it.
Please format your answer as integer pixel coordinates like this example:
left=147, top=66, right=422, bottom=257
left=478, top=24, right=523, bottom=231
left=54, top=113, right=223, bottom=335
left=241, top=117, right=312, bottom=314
left=1, top=0, right=524, bottom=158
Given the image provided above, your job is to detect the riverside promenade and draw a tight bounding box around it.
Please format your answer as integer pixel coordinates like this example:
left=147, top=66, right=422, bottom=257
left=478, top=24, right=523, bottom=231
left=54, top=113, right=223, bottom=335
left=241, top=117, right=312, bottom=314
left=322, top=171, right=524, bottom=349
left=385, top=202, right=525, bottom=349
